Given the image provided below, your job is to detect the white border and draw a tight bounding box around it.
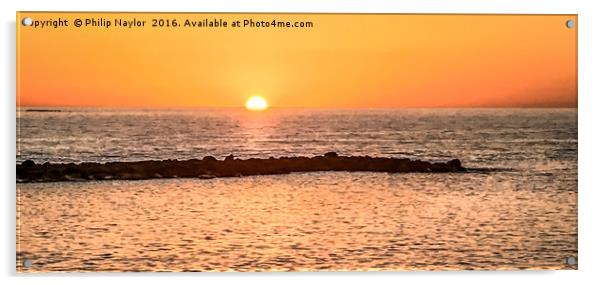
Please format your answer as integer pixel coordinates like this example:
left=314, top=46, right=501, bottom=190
left=2, top=1, right=601, bottom=285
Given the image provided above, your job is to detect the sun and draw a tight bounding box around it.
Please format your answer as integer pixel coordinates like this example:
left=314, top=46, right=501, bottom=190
left=245, top=96, right=269, bottom=111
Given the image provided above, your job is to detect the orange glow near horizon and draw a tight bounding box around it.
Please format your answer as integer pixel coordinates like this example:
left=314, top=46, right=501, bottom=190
left=17, top=13, right=577, bottom=108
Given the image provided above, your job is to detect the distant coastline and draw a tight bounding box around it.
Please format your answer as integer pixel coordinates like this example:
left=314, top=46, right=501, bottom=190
left=23, top=109, right=62, bottom=112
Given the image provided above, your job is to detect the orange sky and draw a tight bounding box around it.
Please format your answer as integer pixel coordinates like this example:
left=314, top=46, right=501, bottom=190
left=17, top=13, right=577, bottom=108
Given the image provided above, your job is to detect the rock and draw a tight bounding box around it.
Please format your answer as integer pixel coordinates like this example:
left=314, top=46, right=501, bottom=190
left=446, top=159, right=466, bottom=171
left=224, top=154, right=235, bottom=161
left=22, top=160, right=35, bottom=167
left=203, top=156, right=217, bottom=161
left=324, top=152, right=338, bottom=158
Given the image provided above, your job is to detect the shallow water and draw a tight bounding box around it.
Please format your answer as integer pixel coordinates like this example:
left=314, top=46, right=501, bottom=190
left=17, top=171, right=577, bottom=272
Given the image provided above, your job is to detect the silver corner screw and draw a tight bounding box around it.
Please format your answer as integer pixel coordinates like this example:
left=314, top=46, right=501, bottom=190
left=565, top=256, right=577, bottom=266
left=22, top=17, right=33, bottom=27
left=566, top=19, right=575, bottom=29
left=23, top=259, right=33, bottom=268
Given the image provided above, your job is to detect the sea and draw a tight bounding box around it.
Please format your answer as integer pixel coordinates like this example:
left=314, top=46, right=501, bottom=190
left=16, top=108, right=578, bottom=271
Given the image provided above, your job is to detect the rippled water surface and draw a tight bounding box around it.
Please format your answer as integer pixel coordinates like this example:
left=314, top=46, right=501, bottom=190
left=17, top=108, right=577, bottom=169
left=17, top=172, right=576, bottom=272
left=16, top=108, right=577, bottom=271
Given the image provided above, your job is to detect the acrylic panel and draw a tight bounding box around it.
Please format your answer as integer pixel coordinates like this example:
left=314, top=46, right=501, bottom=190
left=16, top=12, right=577, bottom=272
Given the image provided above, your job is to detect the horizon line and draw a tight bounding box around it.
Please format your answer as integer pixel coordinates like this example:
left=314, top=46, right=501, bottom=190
left=16, top=105, right=578, bottom=110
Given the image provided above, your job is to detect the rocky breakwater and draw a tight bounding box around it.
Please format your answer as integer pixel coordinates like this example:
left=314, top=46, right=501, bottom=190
left=16, top=152, right=466, bottom=183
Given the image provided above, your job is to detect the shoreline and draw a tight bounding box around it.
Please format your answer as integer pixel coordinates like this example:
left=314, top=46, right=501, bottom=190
left=17, top=152, right=466, bottom=183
